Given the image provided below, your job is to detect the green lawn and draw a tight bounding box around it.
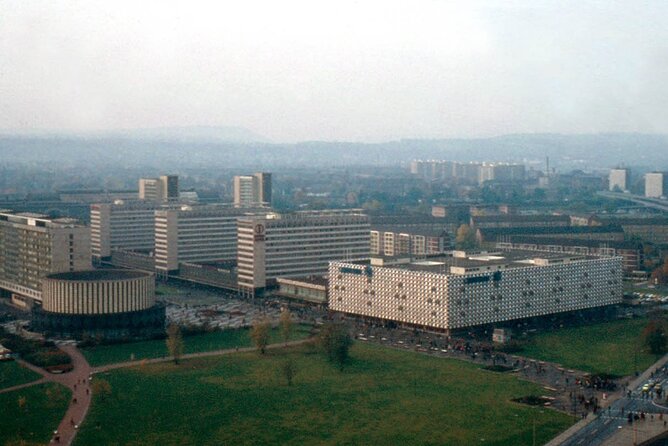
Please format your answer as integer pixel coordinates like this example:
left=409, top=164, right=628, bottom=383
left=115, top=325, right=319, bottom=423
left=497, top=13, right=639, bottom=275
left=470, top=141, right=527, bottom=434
left=0, top=361, right=40, bottom=390
left=520, top=318, right=657, bottom=376
left=82, top=325, right=313, bottom=367
left=0, top=383, right=71, bottom=446
left=76, top=342, right=573, bottom=446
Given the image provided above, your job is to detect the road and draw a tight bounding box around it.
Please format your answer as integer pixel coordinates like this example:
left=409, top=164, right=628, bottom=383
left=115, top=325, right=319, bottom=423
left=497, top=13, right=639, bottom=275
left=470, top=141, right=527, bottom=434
left=558, top=359, right=668, bottom=446
left=597, top=191, right=668, bottom=213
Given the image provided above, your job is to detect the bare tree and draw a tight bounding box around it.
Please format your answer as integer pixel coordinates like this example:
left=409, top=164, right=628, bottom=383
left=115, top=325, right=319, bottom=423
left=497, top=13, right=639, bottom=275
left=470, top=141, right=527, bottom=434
left=282, top=359, right=296, bottom=386
left=166, top=323, right=184, bottom=364
left=91, top=378, right=112, bottom=401
left=280, top=308, right=293, bottom=344
left=251, top=316, right=271, bottom=354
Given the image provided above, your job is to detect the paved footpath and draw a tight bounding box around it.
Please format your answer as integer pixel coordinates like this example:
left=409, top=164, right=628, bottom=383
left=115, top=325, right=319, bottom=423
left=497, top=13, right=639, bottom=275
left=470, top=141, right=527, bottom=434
left=4, top=338, right=310, bottom=445
left=94, top=338, right=311, bottom=372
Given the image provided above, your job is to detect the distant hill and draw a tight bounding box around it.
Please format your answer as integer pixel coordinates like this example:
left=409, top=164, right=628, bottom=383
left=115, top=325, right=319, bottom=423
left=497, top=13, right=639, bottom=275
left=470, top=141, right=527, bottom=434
left=101, top=126, right=270, bottom=144
left=0, top=132, right=666, bottom=170
left=0, top=126, right=269, bottom=144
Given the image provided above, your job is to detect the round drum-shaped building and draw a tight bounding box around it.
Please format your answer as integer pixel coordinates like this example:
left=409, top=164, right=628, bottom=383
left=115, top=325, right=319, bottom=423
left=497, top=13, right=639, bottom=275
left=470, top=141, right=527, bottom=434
left=32, top=270, right=165, bottom=340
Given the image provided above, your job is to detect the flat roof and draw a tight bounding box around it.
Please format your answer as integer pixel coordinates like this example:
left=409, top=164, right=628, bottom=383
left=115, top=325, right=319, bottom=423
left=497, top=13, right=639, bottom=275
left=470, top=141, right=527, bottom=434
left=47, top=270, right=151, bottom=281
left=346, top=249, right=602, bottom=274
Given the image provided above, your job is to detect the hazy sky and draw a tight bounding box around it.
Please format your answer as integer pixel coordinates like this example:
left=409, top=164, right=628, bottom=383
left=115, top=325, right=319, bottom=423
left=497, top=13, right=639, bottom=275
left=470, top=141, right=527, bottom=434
left=1, top=1, right=667, bottom=142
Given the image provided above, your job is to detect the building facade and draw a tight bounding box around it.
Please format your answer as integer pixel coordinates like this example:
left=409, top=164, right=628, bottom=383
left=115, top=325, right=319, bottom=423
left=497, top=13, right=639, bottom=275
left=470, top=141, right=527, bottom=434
left=32, top=270, right=165, bottom=340
left=370, top=228, right=449, bottom=257
left=237, top=210, right=370, bottom=295
left=0, top=211, right=91, bottom=306
left=139, top=175, right=179, bottom=202
left=329, top=250, right=623, bottom=332
left=90, top=201, right=164, bottom=260
left=609, top=168, right=629, bottom=192
left=645, top=172, right=668, bottom=199
left=233, top=172, right=272, bottom=207
left=154, top=205, right=267, bottom=273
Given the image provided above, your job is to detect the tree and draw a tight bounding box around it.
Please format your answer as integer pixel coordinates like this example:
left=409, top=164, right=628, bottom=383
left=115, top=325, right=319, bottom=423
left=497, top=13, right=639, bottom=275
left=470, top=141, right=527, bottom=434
left=251, top=316, right=271, bottom=354
left=17, top=395, right=26, bottom=411
left=319, top=321, right=353, bottom=371
left=455, top=224, right=477, bottom=251
left=91, top=378, right=112, bottom=401
left=643, top=318, right=668, bottom=355
left=280, top=309, right=293, bottom=344
left=166, top=323, right=184, bottom=364
left=281, top=359, right=296, bottom=386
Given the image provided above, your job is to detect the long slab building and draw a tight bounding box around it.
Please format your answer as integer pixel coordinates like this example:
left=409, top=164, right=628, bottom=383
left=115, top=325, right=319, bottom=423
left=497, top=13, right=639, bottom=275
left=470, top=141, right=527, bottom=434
left=329, top=249, right=623, bottom=333
left=0, top=210, right=91, bottom=307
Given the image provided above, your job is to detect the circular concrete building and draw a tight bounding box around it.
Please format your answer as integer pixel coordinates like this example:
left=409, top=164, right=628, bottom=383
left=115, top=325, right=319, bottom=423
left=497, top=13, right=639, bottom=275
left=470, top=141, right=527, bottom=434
left=32, top=270, right=165, bottom=340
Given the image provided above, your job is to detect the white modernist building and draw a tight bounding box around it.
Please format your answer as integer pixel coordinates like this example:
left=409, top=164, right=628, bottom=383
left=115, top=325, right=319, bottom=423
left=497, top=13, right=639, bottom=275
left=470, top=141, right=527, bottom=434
left=609, top=168, right=629, bottom=192
left=233, top=172, right=272, bottom=207
left=329, top=249, right=623, bottom=332
left=645, top=172, right=668, bottom=199
left=154, top=205, right=268, bottom=273
left=237, top=210, right=370, bottom=295
left=0, top=211, right=91, bottom=306
left=90, top=201, right=166, bottom=260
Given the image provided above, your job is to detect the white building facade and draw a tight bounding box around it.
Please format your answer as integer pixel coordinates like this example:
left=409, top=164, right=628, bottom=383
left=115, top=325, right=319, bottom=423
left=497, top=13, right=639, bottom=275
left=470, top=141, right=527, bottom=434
left=237, top=210, right=370, bottom=295
left=90, top=201, right=163, bottom=260
left=154, top=205, right=267, bottom=273
left=329, top=250, right=623, bottom=332
left=0, top=211, right=91, bottom=305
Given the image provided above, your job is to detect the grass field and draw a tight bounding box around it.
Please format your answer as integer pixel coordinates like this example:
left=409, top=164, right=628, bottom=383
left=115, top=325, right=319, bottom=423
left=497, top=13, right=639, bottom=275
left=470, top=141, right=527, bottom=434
left=520, top=318, right=657, bottom=376
left=0, top=383, right=71, bottom=445
left=82, top=325, right=313, bottom=367
left=76, top=342, right=573, bottom=446
left=0, top=361, right=40, bottom=390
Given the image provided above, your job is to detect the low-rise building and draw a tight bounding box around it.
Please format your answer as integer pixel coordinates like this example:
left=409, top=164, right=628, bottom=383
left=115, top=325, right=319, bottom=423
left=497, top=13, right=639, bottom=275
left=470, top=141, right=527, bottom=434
left=275, top=276, right=328, bottom=305
left=329, top=249, right=622, bottom=333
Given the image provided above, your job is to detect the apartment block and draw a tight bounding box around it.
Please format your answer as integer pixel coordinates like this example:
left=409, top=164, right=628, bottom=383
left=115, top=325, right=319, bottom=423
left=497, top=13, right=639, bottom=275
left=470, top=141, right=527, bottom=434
left=608, top=168, right=629, bottom=192
left=645, top=172, right=668, bottom=199
left=233, top=172, right=272, bottom=207
left=154, top=205, right=267, bottom=273
left=0, top=211, right=91, bottom=306
left=90, top=201, right=164, bottom=260
left=237, top=210, right=370, bottom=295
left=139, top=174, right=179, bottom=202
left=370, top=228, right=449, bottom=257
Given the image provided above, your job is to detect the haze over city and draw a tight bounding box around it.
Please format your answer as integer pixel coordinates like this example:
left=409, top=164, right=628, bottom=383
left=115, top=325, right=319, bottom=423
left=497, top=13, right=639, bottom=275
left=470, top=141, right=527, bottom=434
left=1, top=0, right=667, bottom=142
left=4, top=2, right=668, bottom=446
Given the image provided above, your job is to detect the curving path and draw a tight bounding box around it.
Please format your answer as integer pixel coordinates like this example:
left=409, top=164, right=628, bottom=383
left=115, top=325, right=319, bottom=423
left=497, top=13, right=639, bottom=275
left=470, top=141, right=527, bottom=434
left=3, top=337, right=313, bottom=444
